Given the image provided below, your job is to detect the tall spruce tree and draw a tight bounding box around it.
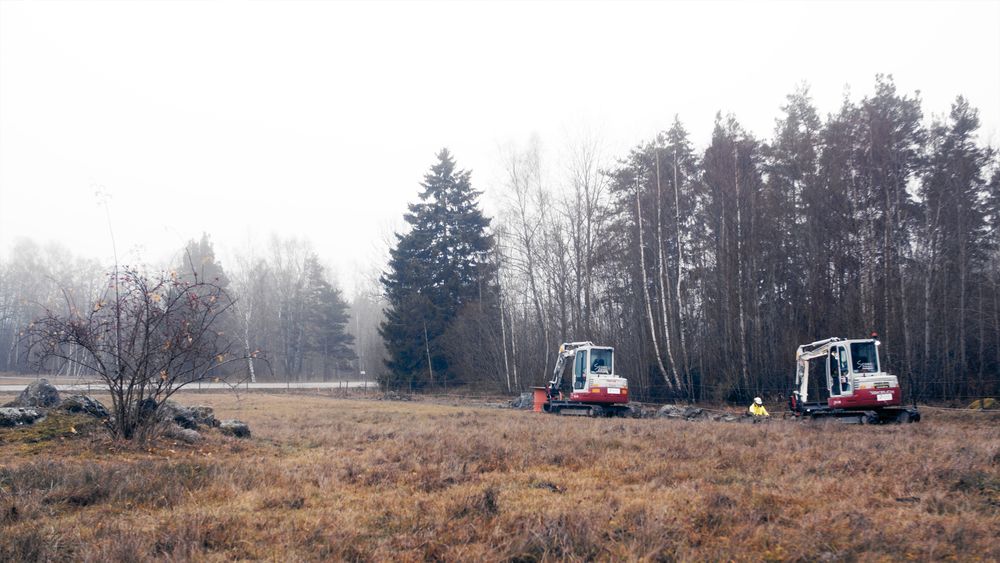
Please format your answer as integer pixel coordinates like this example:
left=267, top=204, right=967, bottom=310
left=302, top=255, right=356, bottom=379
left=177, top=233, right=230, bottom=288
left=380, top=149, right=495, bottom=389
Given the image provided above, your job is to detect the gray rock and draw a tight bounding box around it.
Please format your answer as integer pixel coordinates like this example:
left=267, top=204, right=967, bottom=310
left=5, top=379, right=60, bottom=408
left=189, top=405, right=219, bottom=428
left=512, top=392, right=534, bottom=410
left=160, top=400, right=199, bottom=429
left=137, top=397, right=158, bottom=424
left=655, top=404, right=707, bottom=420
left=131, top=400, right=217, bottom=429
left=219, top=419, right=251, bottom=438
left=0, top=407, right=44, bottom=427
left=164, top=424, right=203, bottom=444
left=655, top=404, right=683, bottom=418
left=59, top=395, right=110, bottom=419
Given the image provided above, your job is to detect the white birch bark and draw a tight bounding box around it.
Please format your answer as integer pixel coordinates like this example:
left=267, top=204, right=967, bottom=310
left=655, top=152, right=682, bottom=390
left=635, top=174, right=673, bottom=390
left=673, top=150, right=692, bottom=392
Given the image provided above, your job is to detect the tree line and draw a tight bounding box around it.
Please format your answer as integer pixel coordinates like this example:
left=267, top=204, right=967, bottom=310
left=3, top=75, right=997, bottom=404
left=0, top=234, right=356, bottom=381
left=381, top=76, right=999, bottom=404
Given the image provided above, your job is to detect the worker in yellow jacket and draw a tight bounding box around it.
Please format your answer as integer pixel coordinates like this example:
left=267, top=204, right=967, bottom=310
left=748, top=397, right=769, bottom=418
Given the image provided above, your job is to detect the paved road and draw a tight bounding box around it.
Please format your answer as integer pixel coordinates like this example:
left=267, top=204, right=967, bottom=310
left=0, top=381, right=376, bottom=393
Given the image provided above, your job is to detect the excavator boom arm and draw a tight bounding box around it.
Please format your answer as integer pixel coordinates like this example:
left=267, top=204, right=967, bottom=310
left=547, top=341, right=594, bottom=392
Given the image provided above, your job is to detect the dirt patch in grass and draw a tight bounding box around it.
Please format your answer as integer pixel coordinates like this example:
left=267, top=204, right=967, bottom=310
left=1, top=392, right=998, bottom=561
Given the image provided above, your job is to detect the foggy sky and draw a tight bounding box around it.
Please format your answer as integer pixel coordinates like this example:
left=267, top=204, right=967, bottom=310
left=2, top=0, right=998, bottom=294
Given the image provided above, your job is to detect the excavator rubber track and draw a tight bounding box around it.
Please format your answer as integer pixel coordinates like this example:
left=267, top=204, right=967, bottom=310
left=544, top=401, right=634, bottom=417
left=794, top=402, right=921, bottom=424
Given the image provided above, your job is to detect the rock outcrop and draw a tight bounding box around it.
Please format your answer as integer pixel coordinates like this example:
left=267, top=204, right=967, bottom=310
left=0, top=385, right=245, bottom=437
left=159, top=401, right=217, bottom=429
left=655, top=404, right=707, bottom=420
left=58, top=395, right=110, bottom=419
left=188, top=405, right=219, bottom=428
left=164, top=424, right=203, bottom=444
left=653, top=404, right=748, bottom=422
left=5, top=379, right=60, bottom=408
left=0, top=407, right=44, bottom=427
left=219, top=419, right=251, bottom=438
left=511, top=392, right=535, bottom=410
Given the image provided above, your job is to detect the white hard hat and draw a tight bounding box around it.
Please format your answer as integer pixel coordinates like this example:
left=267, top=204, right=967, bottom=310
left=754, top=397, right=762, bottom=405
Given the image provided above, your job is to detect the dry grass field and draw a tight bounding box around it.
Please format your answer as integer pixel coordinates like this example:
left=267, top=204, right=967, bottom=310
left=1, top=391, right=998, bottom=562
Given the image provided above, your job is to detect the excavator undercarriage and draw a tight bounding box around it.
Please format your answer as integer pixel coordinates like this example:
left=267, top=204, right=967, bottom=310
left=543, top=342, right=636, bottom=417
left=790, top=337, right=920, bottom=424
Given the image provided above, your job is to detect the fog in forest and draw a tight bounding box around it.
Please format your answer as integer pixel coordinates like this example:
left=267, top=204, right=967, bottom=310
left=2, top=1, right=999, bottom=401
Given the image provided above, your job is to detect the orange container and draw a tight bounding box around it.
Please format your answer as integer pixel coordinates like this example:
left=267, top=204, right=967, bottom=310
left=532, top=387, right=548, bottom=412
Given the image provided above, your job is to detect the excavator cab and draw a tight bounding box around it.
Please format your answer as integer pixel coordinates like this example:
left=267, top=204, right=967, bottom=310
left=790, top=337, right=918, bottom=423
left=569, top=346, right=613, bottom=390
left=546, top=342, right=631, bottom=416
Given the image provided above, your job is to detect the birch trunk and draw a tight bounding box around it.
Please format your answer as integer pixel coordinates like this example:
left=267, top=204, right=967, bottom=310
left=673, top=150, right=692, bottom=395
left=424, top=321, right=434, bottom=387
left=635, top=174, right=673, bottom=390
left=655, top=152, right=682, bottom=391
left=499, top=289, right=511, bottom=392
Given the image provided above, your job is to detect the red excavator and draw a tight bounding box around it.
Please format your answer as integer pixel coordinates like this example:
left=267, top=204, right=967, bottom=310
left=543, top=341, right=633, bottom=417
left=789, top=336, right=920, bottom=423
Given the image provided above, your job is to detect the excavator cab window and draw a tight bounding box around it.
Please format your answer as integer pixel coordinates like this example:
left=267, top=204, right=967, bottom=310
left=573, top=350, right=587, bottom=389
left=829, top=350, right=841, bottom=396
left=850, top=341, right=879, bottom=373
left=590, top=348, right=613, bottom=375
left=838, top=347, right=851, bottom=393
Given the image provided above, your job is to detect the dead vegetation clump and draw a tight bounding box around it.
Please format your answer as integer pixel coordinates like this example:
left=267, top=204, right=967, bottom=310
left=0, top=392, right=998, bottom=561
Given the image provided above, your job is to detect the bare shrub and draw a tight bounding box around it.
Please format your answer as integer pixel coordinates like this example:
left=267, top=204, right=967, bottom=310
left=25, top=266, right=254, bottom=440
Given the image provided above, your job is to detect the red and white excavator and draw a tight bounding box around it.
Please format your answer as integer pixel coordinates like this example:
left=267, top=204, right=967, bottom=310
left=789, top=336, right=920, bottom=423
left=543, top=341, right=633, bottom=417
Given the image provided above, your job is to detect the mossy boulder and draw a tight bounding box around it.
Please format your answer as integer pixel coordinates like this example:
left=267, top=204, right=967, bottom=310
left=5, top=379, right=60, bottom=408
left=58, top=395, right=110, bottom=419
left=0, top=407, right=44, bottom=427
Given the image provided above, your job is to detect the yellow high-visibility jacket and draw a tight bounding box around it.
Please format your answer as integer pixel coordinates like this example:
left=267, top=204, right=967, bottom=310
left=748, top=403, right=769, bottom=417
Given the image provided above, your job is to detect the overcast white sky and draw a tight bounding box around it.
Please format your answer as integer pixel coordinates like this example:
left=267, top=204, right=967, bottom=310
left=2, top=0, right=998, bottom=294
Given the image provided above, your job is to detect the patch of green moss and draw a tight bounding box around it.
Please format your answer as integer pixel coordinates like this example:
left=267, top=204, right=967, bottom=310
left=0, top=411, right=103, bottom=444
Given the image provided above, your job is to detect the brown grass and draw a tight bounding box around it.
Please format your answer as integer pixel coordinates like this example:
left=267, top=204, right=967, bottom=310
left=1, top=392, right=998, bottom=561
